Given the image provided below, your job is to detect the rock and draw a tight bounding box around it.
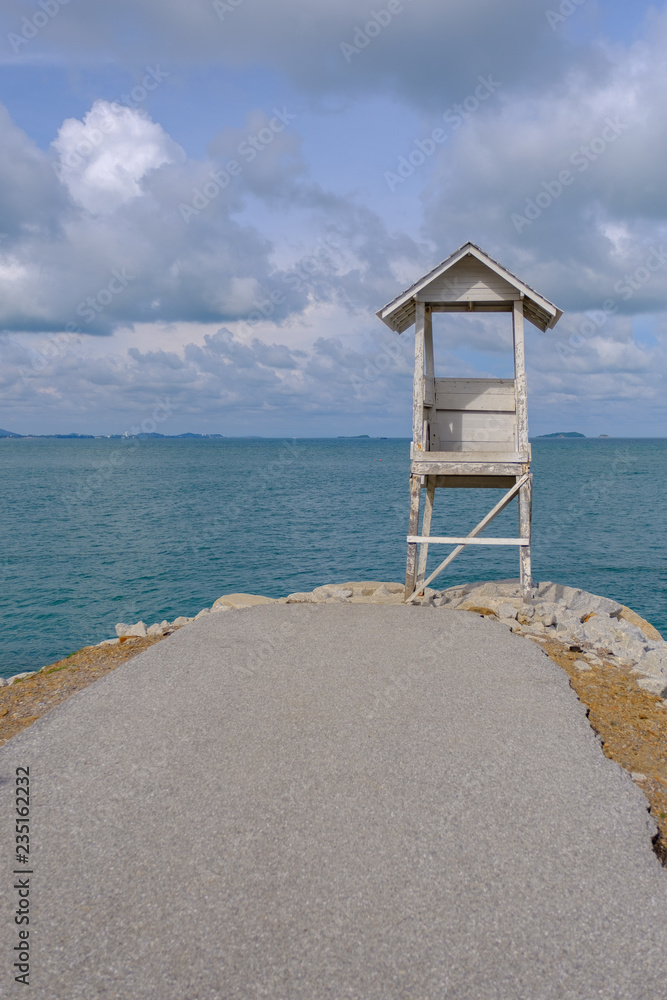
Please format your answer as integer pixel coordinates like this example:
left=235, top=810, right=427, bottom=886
left=97, top=637, right=121, bottom=647
left=172, top=616, right=192, bottom=626
left=573, top=659, right=591, bottom=672
left=195, top=609, right=210, bottom=619
left=636, top=677, right=667, bottom=698
left=325, top=588, right=353, bottom=603
left=497, top=603, right=518, bottom=621
left=497, top=618, right=518, bottom=631
left=11, top=672, right=36, bottom=683
left=635, top=647, right=667, bottom=680
left=613, top=606, right=663, bottom=643
left=211, top=593, right=276, bottom=611
left=373, top=582, right=404, bottom=596
left=147, top=624, right=165, bottom=637
left=286, top=592, right=317, bottom=603
left=631, top=772, right=647, bottom=782
left=115, top=621, right=147, bottom=638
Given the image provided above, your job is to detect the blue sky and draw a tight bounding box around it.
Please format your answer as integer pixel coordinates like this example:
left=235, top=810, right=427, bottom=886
left=0, top=0, right=665, bottom=436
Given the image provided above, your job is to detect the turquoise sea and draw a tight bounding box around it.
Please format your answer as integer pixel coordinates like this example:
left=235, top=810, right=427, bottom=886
left=1, top=437, right=665, bottom=677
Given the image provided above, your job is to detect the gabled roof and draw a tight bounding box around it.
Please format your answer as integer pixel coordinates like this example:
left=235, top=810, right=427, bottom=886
left=377, top=242, right=563, bottom=334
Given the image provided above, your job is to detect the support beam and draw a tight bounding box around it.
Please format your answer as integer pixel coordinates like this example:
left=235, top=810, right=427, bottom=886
left=423, top=307, right=437, bottom=448
left=405, top=475, right=528, bottom=601
left=413, top=301, right=426, bottom=451
left=519, top=473, right=533, bottom=596
left=416, top=476, right=435, bottom=589
left=408, top=537, right=529, bottom=546
left=513, top=300, right=529, bottom=457
left=405, top=474, right=422, bottom=598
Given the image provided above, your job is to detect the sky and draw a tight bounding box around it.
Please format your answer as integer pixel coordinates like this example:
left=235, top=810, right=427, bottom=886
left=0, top=0, right=665, bottom=437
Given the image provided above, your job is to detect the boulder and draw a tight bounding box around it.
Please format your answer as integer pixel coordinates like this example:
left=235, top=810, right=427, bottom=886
left=613, top=606, right=664, bottom=642
left=147, top=624, right=165, bottom=637
left=635, top=647, right=667, bottom=680
left=497, top=603, right=518, bottom=621
left=636, top=677, right=667, bottom=698
left=211, top=593, right=276, bottom=611
left=172, top=616, right=193, bottom=626
left=286, top=592, right=318, bottom=603
left=115, top=621, right=147, bottom=638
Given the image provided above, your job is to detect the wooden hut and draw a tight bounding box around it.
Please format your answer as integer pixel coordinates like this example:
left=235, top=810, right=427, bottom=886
left=376, top=242, right=562, bottom=600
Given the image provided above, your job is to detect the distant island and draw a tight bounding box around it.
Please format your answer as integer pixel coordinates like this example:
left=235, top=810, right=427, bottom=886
left=535, top=432, right=586, bottom=439
left=0, top=430, right=231, bottom=440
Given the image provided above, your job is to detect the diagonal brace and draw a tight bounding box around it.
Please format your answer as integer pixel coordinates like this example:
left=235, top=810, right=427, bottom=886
left=405, top=474, right=529, bottom=602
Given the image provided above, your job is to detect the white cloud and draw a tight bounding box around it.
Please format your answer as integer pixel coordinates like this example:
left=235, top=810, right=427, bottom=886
left=52, top=100, right=183, bottom=214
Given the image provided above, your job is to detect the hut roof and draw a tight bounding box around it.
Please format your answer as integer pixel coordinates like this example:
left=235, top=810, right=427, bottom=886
left=377, top=242, right=562, bottom=334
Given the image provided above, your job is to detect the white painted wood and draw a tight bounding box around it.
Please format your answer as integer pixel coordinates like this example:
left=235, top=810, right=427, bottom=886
left=411, top=460, right=525, bottom=476
left=519, top=472, right=533, bottom=594
left=412, top=301, right=426, bottom=451
left=434, top=411, right=517, bottom=449
left=429, top=303, right=514, bottom=314
left=405, top=474, right=421, bottom=597
left=377, top=243, right=562, bottom=335
left=415, top=256, right=519, bottom=303
left=404, top=476, right=529, bottom=600
left=435, top=378, right=516, bottom=412
left=513, top=300, right=529, bottom=457
left=408, top=537, right=529, bottom=545
left=416, top=476, right=435, bottom=587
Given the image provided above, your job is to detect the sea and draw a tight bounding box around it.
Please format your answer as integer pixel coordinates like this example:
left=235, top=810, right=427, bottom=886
left=1, top=436, right=665, bottom=677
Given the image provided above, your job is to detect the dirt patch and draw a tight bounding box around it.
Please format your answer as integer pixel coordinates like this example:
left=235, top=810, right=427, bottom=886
left=534, top=635, right=667, bottom=864
left=0, top=634, right=171, bottom=748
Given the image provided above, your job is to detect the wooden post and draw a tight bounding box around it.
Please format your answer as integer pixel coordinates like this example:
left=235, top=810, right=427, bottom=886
left=413, top=301, right=426, bottom=451
left=423, top=306, right=435, bottom=449
left=416, top=475, right=435, bottom=590
left=512, top=299, right=529, bottom=458
left=513, top=299, right=532, bottom=596
left=519, top=473, right=533, bottom=596
left=405, top=474, right=422, bottom=598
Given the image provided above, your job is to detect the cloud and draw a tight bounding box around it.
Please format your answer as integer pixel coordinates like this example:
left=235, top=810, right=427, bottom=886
left=52, top=100, right=183, bottom=214
left=417, top=9, right=667, bottom=314
left=0, top=97, right=429, bottom=336
left=0, top=0, right=574, bottom=110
